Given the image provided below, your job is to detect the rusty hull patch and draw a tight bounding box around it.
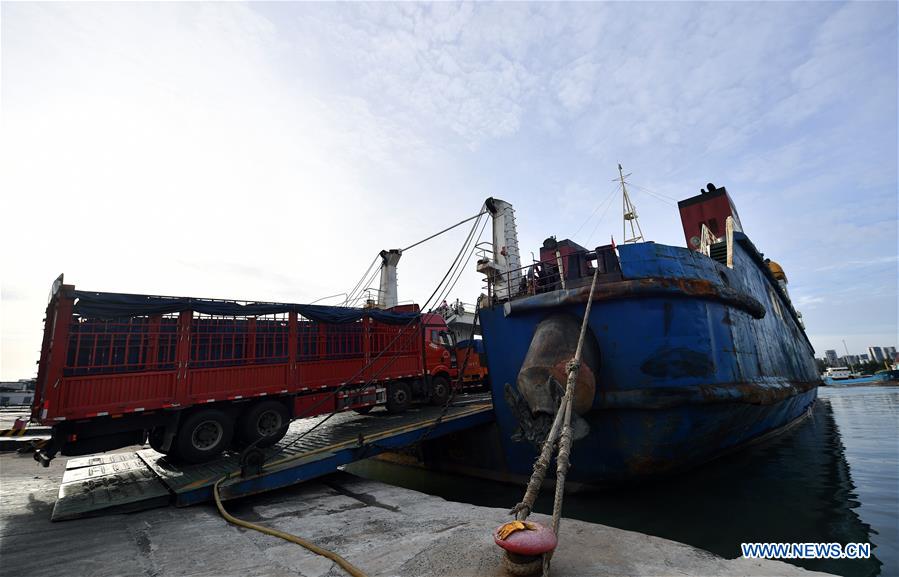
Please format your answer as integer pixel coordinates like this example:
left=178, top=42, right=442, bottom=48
left=505, top=277, right=766, bottom=320
left=595, top=379, right=819, bottom=410
left=640, top=347, right=714, bottom=378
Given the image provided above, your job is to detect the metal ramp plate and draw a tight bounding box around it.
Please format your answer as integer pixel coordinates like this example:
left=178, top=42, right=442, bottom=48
left=51, top=452, right=171, bottom=521
left=51, top=397, right=494, bottom=518
left=141, top=401, right=494, bottom=506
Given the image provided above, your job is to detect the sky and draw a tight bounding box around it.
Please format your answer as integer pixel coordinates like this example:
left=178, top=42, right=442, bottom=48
left=1, top=1, right=896, bottom=379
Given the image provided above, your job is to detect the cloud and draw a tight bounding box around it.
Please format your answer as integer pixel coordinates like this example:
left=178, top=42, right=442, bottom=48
left=552, top=55, right=598, bottom=114
left=0, top=3, right=435, bottom=377
left=793, top=294, right=826, bottom=309
left=814, top=256, right=899, bottom=273
left=286, top=3, right=544, bottom=147
left=1, top=2, right=896, bottom=378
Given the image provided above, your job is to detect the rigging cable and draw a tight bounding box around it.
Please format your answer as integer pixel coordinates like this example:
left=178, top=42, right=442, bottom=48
left=345, top=260, right=382, bottom=307
left=629, top=182, right=677, bottom=205
left=429, top=210, right=485, bottom=309
left=343, top=209, right=485, bottom=307
left=402, top=210, right=486, bottom=252
left=342, top=254, right=380, bottom=307
left=572, top=183, right=620, bottom=239
left=432, top=215, right=489, bottom=311
left=215, top=206, right=488, bottom=577
left=345, top=263, right=384, bottom=307
left=259, top=207, right=487, bottom=460
left=343, top=254, right=379, bottom=305
left=586, top=182, right=622, bottom=246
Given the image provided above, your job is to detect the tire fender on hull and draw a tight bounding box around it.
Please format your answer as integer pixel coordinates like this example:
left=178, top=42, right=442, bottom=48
left=512, top=313, right=600, bottom=444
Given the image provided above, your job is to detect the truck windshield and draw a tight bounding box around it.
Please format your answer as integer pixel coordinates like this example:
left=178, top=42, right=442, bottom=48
left=430, top=329, right=454, bottom=347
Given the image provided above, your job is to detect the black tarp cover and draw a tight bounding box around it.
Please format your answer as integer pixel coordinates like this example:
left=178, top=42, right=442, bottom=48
left=69, top=290, right=419, bottom=325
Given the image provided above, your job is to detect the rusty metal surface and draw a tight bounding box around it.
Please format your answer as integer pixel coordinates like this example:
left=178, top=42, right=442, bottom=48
left=594, top=379, right=819, bottom=409
left=504, top=277, right=766, bottom=320
left=478, top=236, right=820, bottom=484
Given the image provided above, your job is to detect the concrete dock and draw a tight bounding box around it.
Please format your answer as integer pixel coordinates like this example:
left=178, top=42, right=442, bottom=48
left=0, top=449, right=832, bottom=577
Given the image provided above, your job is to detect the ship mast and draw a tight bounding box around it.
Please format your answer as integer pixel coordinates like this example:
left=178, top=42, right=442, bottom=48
left=618, top=163, right=644, bottom=244
left=842, top=339, right=856, bottom=374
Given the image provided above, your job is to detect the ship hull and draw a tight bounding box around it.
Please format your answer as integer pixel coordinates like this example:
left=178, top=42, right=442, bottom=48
left=474, top=237, right=821, bottom=484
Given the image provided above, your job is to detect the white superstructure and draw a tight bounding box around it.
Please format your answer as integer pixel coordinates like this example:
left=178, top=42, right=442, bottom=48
left=823, top=367, right=852, bottom=380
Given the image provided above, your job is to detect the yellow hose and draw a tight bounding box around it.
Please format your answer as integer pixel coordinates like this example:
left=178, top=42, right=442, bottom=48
left=213, top=476, right=369, bottom=577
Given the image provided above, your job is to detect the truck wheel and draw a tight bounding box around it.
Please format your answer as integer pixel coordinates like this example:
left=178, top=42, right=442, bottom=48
left=174, top=409, right=234, bottom=463
left=237, top=401, right=290, bottom=448
left=386, top=382, right=411, bottom=414
left=429, top=376, right=450, bottom=406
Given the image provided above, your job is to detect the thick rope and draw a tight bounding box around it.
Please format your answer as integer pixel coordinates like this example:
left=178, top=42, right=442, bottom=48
left=214, top=476, right=368, bottom=577
left=542, top=265, right=601, bottom=577
left=510, top=394, right=569, bottom=521
left=505, top=264, right=601, bottom=576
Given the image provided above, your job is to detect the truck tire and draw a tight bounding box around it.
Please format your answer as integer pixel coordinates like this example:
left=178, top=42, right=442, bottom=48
left=386, top=382, right=411, bottom=414
left=429, top=376, right=450, bottom=406
left=173, top=409, right=234, bottom=463
left=237, top=401, right=290, bottom=448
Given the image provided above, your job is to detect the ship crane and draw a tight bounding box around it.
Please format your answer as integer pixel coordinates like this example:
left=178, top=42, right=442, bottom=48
left=376, top=249, right=402, bottom=309
left=344, top=210, right=486, bottom=310
left=476, top=197, right=522, bottom=300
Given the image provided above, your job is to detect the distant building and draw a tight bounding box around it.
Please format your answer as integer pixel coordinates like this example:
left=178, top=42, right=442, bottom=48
left=842, top=355, right=859, bottom=367
left=859, top=354, right=870, bottom=362
left=868, top=347, right=885, bottom=363
left=824, top=350, right=839, bottom=367
left=885, top=346, right=897, bottom=360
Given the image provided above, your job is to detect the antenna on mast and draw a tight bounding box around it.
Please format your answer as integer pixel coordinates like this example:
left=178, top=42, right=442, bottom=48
left=617, top=163, right=644, bottom=244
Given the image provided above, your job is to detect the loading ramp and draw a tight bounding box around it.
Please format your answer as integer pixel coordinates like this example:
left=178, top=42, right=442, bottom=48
left=51, top=396, right=493, bottom=521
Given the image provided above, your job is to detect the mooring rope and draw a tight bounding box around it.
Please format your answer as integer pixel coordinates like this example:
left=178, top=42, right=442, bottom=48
left=506, top=263, right=601, bottom=576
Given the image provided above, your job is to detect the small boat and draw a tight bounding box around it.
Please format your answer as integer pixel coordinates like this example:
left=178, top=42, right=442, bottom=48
left=823, top=373, right=889, bottom=386
left=823, top=367, right=855, bottom=381
left=467, top=172, right=821, bottom=484
left=876, top=368, right=899, bottom=381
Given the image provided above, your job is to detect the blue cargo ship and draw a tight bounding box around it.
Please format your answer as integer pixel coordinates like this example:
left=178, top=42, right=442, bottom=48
left=466, top=178, right=821, bottom=484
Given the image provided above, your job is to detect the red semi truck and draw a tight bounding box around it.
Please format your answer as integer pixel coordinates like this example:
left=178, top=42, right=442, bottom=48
left=31, top=277, right=460, bottom=465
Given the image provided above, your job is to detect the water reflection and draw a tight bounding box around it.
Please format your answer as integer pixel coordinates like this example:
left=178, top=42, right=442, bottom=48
left=347, top=385, right=898, bottom=577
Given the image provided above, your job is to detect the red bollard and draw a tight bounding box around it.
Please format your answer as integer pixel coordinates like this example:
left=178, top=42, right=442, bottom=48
left=494, top=521, right=557, bottom=576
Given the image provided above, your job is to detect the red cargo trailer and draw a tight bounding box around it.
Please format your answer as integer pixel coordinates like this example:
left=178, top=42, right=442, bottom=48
left=31, top=276, right=457, bottom=465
